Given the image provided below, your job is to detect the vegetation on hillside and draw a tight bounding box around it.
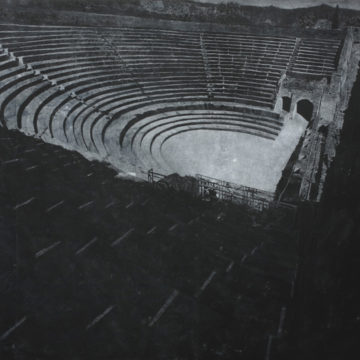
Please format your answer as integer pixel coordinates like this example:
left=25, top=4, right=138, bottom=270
left=0, top=0, right=359, bottom=28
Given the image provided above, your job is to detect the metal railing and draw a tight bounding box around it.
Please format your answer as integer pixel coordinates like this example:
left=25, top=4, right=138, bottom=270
left=196, top=174, right=274, bottom=211
left=147, top=169, right=276, bottom=211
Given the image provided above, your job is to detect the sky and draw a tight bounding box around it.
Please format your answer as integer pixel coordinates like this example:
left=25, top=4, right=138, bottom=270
left=194, top=0, right=360, bottom=11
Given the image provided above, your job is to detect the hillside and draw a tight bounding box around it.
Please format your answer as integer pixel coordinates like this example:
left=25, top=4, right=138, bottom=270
left=0, top=0, right=359, bottom=28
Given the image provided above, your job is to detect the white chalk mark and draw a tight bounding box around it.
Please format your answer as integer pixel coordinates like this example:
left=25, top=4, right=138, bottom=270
left=147, top=226, right=157, bottom=235
left=241, top=254, right=248, bottom=263
left=46, top=200, right=64, bottom=213
left=25, top=165, right=38, bottom=171
left=76, top=237, right=97, bottom=255
left=277, top=306, right=287, bottom=336
left=0, top=316, right=27, bottom=341
left=86, top=306, right=114, bottom=330
left=168, top=224, right=178, bottom=232
left=24, top=149, right=36, bottom=153
left=105, top=200, right=115, bottom=209
left=4, top=158, right=20, bottom=164
left=188, top=217, right=199, bottom=225
left=149, top=290, right=179, bottom=327
left=111, top=228, right=134, bottom=247
left=125, top=201, right=134, bottom=209
left=78, top=201, right=94, bottom=210
left=86, top=172, right=93, bottom=177
left=251, top=246, right=258, bottom=256
left=35, top=241, right=61, bottom=258
left=265, top=335, right=273, bottom=360
left=14, top=197, right=35, bottom=210
left=196, top=271, right=217, bottom=297
left=226, top=261, right=234, bottom=273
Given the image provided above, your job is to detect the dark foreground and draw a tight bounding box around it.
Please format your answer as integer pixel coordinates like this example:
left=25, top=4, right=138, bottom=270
left=0, top=126, right=297, bottom=359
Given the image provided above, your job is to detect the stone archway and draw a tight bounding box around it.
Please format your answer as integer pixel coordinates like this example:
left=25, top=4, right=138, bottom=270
left=297, top=99, right=314, bottom=121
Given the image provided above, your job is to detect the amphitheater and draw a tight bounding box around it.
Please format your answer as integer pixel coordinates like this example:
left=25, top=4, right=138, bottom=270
left=1, top=10, right=360, bottom=360
left=0, top=21, right=357, bottom=205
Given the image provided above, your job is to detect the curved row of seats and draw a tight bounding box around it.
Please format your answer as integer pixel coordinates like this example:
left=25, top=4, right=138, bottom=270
left=0, top=26, right=292, bottom=109
left=104, top=29, right=296, bottom=108
left=0, top=24, right=342, bottom=176
left=126, top=107, right=283, bottom=172
left=290, top=38, right=341, bottom=77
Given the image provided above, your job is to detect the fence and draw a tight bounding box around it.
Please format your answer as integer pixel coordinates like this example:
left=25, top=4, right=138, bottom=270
left=196, top=174, right=274, bottom=211
left=147, top=169, right=276, bottom=211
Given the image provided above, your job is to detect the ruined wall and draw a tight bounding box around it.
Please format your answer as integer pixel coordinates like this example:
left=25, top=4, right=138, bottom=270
left=315, top=27, right=360, bottom=200
left=275, top=27, right=360, bottom=202
left=274, top=73, right=328, bottom=201
left=274, top=76, right=327, bottom=118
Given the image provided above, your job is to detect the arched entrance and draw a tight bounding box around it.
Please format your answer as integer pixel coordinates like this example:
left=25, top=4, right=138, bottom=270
left=297, top=99, right=314, bottom=121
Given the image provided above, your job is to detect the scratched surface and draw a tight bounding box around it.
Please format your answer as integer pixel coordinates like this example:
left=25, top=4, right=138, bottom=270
left=0, top=126, right=297, bottom=359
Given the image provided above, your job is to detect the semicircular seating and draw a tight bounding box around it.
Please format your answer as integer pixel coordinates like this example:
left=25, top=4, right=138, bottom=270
left=124, top=105, right=283, bottom=172
left=0, top=23, right=343, bottom=176
left=289, top=37, right=341, bottom=77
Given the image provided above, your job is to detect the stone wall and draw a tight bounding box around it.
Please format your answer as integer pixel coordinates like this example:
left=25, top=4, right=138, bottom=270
left=316, top=27, right=360, bottom=200
left=276, top=27, right=360, bottom=202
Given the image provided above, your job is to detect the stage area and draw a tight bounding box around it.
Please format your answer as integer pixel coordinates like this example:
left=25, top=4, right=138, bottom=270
left=160, top=114, right=307, bottom=192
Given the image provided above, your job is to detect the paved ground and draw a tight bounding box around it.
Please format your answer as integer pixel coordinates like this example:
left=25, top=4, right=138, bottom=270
left=161, top=114, right=307, bottom=192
